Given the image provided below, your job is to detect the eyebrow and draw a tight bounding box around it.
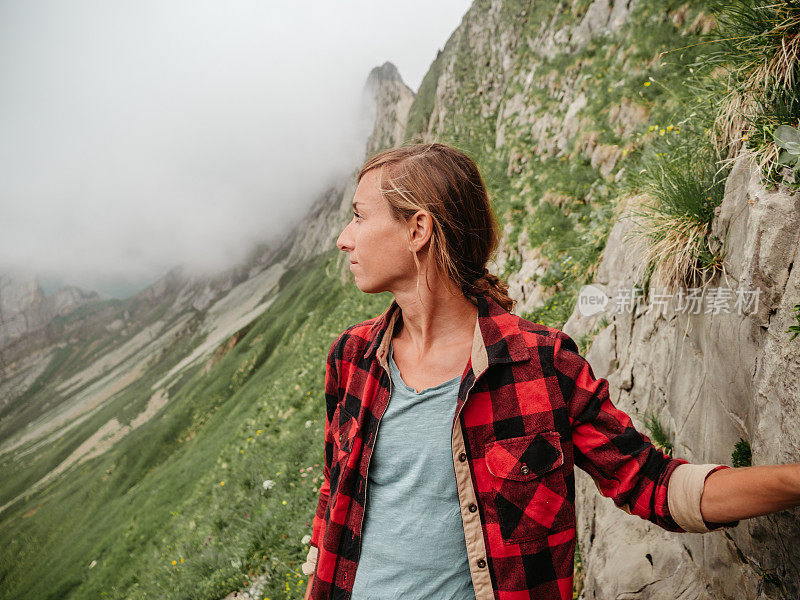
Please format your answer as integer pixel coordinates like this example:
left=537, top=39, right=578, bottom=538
left=352, top=201, right=361, bottom=210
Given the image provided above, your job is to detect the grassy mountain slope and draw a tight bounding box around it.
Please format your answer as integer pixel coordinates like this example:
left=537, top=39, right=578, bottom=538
left=1, top=251, right=389, bottom=600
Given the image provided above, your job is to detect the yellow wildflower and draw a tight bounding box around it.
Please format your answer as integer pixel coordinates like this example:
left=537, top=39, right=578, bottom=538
left=172, top=560, right=177, bottom=565
left=220, top=481, right=225, bottom=486
left=643, top=81, right=651, bottom=87
left=659, top=129, right=665, bottom=136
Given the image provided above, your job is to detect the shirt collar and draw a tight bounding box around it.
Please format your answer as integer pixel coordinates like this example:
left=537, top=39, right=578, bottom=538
left=364, top=292, right=530, bottom=373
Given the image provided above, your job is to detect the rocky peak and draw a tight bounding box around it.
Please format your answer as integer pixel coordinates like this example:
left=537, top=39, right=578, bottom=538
left=0, top=271, right=99, bottom=350
left=362, top=61, right=415, bottom=157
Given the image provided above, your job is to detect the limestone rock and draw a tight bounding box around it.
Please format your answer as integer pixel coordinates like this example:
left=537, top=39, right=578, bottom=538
left=565, top=153, right=800, bottom=599
left=363, top=62, right=415, bottom=157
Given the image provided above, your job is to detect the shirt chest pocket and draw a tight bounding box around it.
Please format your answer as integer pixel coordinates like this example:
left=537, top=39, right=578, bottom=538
left=485, top=431, right=573, bottom=544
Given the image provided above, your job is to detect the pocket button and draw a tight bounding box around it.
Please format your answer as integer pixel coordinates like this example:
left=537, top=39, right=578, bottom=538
left=520, top=465, right=530, bottom=475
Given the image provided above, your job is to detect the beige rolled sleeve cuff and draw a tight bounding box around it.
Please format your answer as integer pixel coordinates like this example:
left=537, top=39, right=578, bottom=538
left=301, top=545, right=318, bottom=576
left=667, top=463, right=725, bottom=533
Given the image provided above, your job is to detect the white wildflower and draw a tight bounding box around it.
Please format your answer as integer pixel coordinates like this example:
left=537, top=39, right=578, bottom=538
left=301, top=534, right=312, bottom=545
left=305, top=420, right=312, bottom=428
left=262, top=479, right=276, bottom=491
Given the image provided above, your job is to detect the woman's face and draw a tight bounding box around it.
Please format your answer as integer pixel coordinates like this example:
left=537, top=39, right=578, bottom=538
left=336, top=169, right=425, bottom=294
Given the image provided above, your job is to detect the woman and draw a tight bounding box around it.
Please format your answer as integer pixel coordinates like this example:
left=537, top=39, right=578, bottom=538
left=303, top=142, right=800, bottom=600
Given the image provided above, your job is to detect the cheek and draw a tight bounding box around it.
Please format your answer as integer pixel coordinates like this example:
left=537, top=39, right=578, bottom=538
left=363, top=222, right=401, bottom=250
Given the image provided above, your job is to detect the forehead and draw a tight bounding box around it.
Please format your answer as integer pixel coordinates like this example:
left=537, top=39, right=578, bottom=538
left=353, top=169, right=384, bottom=209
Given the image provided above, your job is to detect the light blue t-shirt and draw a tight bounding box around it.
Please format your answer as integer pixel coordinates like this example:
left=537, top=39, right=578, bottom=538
left=350, top=340, right=475, bottom=600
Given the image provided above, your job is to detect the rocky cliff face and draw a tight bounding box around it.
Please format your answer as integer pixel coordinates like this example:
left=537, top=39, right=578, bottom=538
left=277, top=60, right=414, bottom=277
left=562, top=154, right=800, bottom=599
left=363, top=62, right=415, bottom=158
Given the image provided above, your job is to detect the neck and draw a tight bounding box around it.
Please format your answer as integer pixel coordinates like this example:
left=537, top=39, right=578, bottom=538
left=391, top=275, right=479, bottom=362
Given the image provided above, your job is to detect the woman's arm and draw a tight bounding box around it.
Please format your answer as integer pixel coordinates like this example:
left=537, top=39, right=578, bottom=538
left=701, top=463, right=800, bottom=523
left=303, top=337, right=341, bottom=600
left=552, top=330, right=687, bottom=530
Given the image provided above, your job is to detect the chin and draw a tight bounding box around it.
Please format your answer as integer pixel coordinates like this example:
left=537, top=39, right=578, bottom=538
left=353, top=276, right=388, bottom=295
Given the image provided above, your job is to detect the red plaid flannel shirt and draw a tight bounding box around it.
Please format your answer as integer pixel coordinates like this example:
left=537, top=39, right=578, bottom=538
left=309, top=292, right=698, bottom=600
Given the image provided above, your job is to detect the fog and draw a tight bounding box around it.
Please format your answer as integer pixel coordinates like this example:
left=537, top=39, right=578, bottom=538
left=0, top=0, right=472, bottom=298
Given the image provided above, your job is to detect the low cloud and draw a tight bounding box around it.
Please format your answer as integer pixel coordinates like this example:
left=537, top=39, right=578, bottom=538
left=0, top=0, right=471, bottom=297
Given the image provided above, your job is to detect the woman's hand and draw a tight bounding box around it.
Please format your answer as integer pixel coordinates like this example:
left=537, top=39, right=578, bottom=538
left=700, top=463, right=800, bottom=523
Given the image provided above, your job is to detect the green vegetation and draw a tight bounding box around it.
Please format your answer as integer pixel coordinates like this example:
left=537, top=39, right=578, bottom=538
left=623, top=132, right=728, bottom=293
left=707, top=0, right=800, bottom=187
left=576, top=315, right=611, bottom=356
left=573, top=540, right=584, bottom=600
left=732, top=437, right=753, bottom=467
left=788, top=303, right=800, bottom=340
left=404, top=49, right=445, bottom=141
left=643, top=411, right=674, bottom=456
left=773, top=124, right=800, bottom=174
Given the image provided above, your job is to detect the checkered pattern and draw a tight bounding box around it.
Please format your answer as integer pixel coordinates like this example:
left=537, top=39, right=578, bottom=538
left=309, top=292, right=694, bottom=600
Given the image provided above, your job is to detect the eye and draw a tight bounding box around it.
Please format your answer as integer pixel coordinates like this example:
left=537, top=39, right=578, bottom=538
left=353, top=210, right=362, bottom=221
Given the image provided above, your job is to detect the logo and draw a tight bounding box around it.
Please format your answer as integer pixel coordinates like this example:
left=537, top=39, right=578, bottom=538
left=577, top=284, right=609, bottom=316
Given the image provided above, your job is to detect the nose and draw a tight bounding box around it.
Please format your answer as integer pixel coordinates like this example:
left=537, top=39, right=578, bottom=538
left=336, top=221, right=354, bottom=253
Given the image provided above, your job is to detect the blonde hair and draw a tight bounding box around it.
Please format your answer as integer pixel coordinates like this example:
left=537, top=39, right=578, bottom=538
left=357, top=142, right=515, bottom=312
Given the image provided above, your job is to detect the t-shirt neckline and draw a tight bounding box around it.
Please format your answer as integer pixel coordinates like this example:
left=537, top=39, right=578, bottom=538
left=387, top=340, right=461, bottom=395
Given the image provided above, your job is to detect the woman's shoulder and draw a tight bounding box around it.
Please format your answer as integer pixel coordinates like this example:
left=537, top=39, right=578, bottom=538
left=512, top=315, right=584, bottom=358
left=328, top=315, right=382, bottom=360
left=512, top=314, right=572, bottom=342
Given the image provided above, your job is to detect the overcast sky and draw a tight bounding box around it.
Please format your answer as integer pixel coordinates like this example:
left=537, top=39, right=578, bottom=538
left=0, top=0, right=472, bottom=298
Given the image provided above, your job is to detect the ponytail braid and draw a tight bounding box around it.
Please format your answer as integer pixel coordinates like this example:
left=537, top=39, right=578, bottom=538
left=463, top=267, right=516, bottom=313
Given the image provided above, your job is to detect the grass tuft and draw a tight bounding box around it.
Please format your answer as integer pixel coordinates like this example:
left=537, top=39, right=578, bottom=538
left=622, top=144, right=728, bottom=292
left=732, top=437, right=753, bottom=467
left=787, top=303, right=800, bottom=340
left=644, top=411, right=674, bottom=456
left=705, top=0, right=800, bottom=185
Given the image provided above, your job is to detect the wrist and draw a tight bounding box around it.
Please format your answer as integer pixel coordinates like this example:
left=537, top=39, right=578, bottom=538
left=786, top=463, right=800, bottom=498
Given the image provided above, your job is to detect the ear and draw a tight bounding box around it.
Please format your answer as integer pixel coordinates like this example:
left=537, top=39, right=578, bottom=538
left=407, top=210, right=433, bottom=252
